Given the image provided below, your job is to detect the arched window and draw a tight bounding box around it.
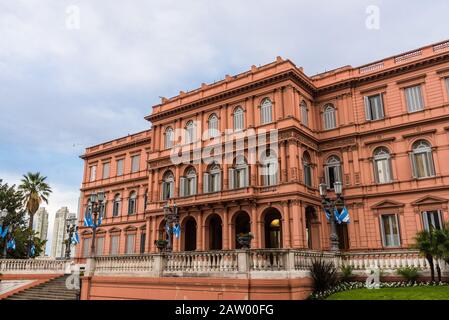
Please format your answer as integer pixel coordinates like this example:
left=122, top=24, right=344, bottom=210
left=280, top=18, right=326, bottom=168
left=165, top=127, right=174, bottom=149
left=185, top=120, right=195, bottom=144
left=204, top=163, right=221, bottom=193
left=373, top=147, right=392, bottom=183
left=233, top=107, right=244, bottom=131
left=323, top=104, right=336, bottom=130
left=300, top=101, right=308, bottom=127
left=208, top=114, right=219, bottom=138
left=128, top=191, right=137, bottom=215
left=260, top=149, right=278, bottom=186
left=229, top=156, right=249, bottom=189
left=162, top=171, right=174, bottom=200
left=324, top=156, right=342, bottom=189
left=180, top=167, right=197, bottom=197
left=260, top=98, right=273, bottom=124
left=411, top=140, right=435, bottom=178
left=112, top=194, right=121, bottom=217
left=303, top=151, right=312, bottom=187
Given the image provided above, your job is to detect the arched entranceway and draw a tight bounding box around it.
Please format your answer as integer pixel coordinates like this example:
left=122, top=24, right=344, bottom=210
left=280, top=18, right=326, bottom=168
left=263, top=208, right=282, bottom=248
left=207, top=214, right=222, bottom=250
left=234, top=211, right=251, bottom=249
left=305, top=206, right=321, bottom=250
left=183, top=217, right=197, bottom=251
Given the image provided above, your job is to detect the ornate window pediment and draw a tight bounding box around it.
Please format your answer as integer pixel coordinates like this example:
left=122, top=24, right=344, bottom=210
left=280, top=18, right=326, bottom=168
left=371, top=199, right=405, bottom=209
left=411, top=195, right=448, bottom=206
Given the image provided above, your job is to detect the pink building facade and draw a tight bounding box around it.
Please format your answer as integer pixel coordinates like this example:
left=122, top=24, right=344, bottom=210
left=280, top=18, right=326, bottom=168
left=78, top=40, right=449, bottom=299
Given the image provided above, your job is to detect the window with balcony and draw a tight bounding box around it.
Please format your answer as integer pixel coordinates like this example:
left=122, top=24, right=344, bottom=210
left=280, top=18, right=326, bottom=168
left=373, top=147, right=392, bottom=184
left=125, top=234, right=135, bottom=254
left=324, top=156, right=342, bottom=189
left=112, top=194, right=121, bottom=217
left=131, top=155, right=140, bottom=173
left=323, top=104, right=336, bottom=130
left=102, top=162, right=110, bottom=179
left=208, top=114, right=219, bottom=138
left=128, top=191, right=137, bottom=215
left=89, top=165, right=97, bottom=182
left=185, top=120, right=196, bottom=144
left=116, top=159, right=124, bottom=176
left=364, top=93, right=385, bottom=121
left=233, top=107, right=244, bottom=131
left=380, top=214, right=401, bottom=247
left=229, top=156, right=249, bottom=189
left=405, top=85, right=424, bottom=112
left=303, top=151, right=312, bottom=187
left=83, top=238, right=91, bottom=257
left=165, top=127, right=174, bottom=148
left=203, top=164, right=221, bottom=193
left=110, top=235, right=119, bottom=255
left=422, top=210, right=443, bottom=231
left=261, top=149, right=278, bottom=186
left=180, top=167, right=197, bottom=197
left=410, top=140, right=435, bottom=178
left=260, top=98, right=273, bottom=124
left=161, top=171, right=174, bottom=200
left=96, top=237, right=104, bottom=256
left=300, top=100, right=308, bottom=127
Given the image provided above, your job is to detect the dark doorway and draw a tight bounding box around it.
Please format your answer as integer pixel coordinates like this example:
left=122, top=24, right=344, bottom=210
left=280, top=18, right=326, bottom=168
left=337, top=223, right=349, bottom=250
left=140, top=232, right=146, bottom=254
left=305, top=206, right=321, bottom=250
left=264, top=209, right=282, bottom=248
left=208, top=215, right=222, bottom=250
left=184, top=218, right=197, bottom=251
left=234, top=211, right=251, bottom=249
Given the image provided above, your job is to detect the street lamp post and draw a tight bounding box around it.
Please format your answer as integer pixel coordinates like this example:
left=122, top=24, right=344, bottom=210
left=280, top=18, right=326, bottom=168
left=0, top=209, right=8, bottom=259
left=65, top=217, right=78, bottom=259
left=319, top=181, right=344, bottom=252
left=87, top=192, right=105, bottom=257
left=163, top=202, right=179, bottom=252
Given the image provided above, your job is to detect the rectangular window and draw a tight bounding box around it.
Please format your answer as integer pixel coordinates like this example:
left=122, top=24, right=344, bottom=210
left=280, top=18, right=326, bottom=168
left=96, top=237, right=104, bottom=256
left=364, top=94, right=385, bottom=121
left=110, top=235, right=119, bottom=255
left=89, top=165, right=97, bottom=182
left=116, top=159, right=124, bottom=176
left=405, top=85, right=424, bottom=112
left=83, top=238, right=91, bottom=257
left=422, top=210, right=443, bottom=231
left=102, top=162, right=110, bottom=179
left=380, top=214, right=401, bottom=247
left=131, top=155, right=140, bottom=173
left=126, top=234, right=135, bottom=254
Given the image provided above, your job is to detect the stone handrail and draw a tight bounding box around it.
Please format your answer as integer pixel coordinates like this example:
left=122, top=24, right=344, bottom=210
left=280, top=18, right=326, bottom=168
left=0, top=259, right=69, bottom=274
left=88, top=249, right=434, bottom=278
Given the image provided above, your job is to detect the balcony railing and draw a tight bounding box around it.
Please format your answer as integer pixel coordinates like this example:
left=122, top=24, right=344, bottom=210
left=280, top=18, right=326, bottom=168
left=88, top=249, right=439, bottom=279
left=0, top=259, right=71, bottom=274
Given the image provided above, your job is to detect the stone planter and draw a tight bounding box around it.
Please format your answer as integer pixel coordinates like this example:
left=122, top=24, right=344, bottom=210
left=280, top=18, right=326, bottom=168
left=237, top=233, right=254, bottom=249
left=154, top=240, right=168, bottom=252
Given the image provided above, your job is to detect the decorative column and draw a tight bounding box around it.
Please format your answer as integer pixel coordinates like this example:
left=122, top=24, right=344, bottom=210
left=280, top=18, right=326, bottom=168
left=288, top=139, right=298, bottom=181
left=279, top=141, right=287, bottom=182
left=281, top=201, right=291, bottom=248
left=152, top=169, right=159, bottom=202
left=145, top=216, right=151, bottom=253
left=290, top=200, right=305, bottom=248
left=223, top=206, right=229, bottom=249
left=250, top=202, right=258, bottom=248
left=175, top=165, right=180, bottom=196
left=150, top=216, right=157, bottom=252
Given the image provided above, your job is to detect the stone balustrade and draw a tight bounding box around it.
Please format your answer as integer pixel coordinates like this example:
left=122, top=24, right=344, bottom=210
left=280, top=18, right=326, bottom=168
left=88, top=249, right=437, bottom=279
left=0, top=259, right=70, bottom=274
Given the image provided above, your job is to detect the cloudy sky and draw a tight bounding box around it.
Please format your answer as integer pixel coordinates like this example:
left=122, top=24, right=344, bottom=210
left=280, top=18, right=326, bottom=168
left=0, top=0, right=448, bottom=254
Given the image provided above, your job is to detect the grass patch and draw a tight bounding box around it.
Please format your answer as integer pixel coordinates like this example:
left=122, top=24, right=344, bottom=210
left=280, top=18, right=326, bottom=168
left=327, top=285, right=449, bottom=300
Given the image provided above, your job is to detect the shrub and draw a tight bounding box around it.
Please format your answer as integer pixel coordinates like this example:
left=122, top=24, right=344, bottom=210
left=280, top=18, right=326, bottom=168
left=396, top=266, right=419, bottom=282
left=309, top=258, right=338, bottom=292
left=340, top=265, right=353, bottom=281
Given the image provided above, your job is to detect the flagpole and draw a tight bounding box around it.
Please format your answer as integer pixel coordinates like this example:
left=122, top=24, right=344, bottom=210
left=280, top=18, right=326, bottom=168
left=319, top=182, right=345, bottom=252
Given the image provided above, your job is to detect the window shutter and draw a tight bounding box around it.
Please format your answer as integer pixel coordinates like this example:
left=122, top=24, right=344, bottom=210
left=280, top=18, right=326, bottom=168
left=378, top=94, right=385, bottom=118
left=364, top=96, right=371, bottom=120
left=180, top=177, right=186, bottom=197
left=427, top=152, right=435, bottom=176
left=335, top=165, right=342, bottom=183
left=422, top=211, right=429, bottom=231
left=191, top=175, right=197, bottom=195
left=244, top=167, right=249, bottom=187
left=216, top=171, right=222, bottom=191
left=203, top=173, right=210, bottom=193
left=324, top=166, right=330, bottom=188
left=409, top=153, right=417, bottom=178
left=161, top=182, right=166, bottom=200
left=229, top=168, right=235, bottom=189
left=373, top=159, right=379, bottom=183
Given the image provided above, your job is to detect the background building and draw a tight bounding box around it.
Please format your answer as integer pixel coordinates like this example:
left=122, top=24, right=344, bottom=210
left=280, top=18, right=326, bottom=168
left=32, top=208, right=49, bottom=256
left=51, top=207, right=76, bottom=258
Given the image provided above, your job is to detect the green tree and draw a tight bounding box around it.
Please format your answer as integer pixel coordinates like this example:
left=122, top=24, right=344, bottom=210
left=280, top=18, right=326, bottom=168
left=414, top=230, right=437, bottom=282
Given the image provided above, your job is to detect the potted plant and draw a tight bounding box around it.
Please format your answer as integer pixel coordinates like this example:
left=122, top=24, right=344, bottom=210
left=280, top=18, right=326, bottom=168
left=236, top=232, right=254, bottom=249
left=154, top=239, right=168, bottom=252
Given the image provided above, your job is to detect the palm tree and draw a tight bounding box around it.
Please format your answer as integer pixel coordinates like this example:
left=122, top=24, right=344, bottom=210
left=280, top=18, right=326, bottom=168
left=414, top=230, right=436, bottom=282
left=19, top=172, right=52, bottom=235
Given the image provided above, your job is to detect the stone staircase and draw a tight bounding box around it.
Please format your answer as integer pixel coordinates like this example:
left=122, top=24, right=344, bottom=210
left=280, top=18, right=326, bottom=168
left=4, top=275, right=79, bottom=300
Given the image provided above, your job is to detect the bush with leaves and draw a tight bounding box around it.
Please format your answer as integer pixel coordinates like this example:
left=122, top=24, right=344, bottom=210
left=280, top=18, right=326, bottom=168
left=340, top=265, right=353, bottom=282
left=309, top=258, right=338, bottom=292
left=396, top=266, right=419, bottom=282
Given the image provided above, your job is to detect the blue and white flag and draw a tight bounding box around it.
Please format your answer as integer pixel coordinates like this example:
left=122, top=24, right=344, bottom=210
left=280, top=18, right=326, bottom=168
left=324, top=209, right=331, bottom=220
left=165, top=224, right=171, bottom=236
left=0, top=225, right=8, bottom=238
left=72, top=231, right=80, bottom=245
left=173, top=223, right=181, bottom=239
left=96, top=212, right=103, bottom=227
left=83, top=208, right=93, bottom=227
left=339, top=206, right=350, bottom=224
left=334, top=208, right=341, bottom=224
left=30, top=244, right=36, bottom=256
left=7, top=238, right=16, bottom=250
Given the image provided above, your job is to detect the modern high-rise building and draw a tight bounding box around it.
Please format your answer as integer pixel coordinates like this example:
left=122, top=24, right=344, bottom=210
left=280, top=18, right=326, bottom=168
left=51, top=207, right=76, bottom=258
left=33, top=207, right=49, bottom=243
